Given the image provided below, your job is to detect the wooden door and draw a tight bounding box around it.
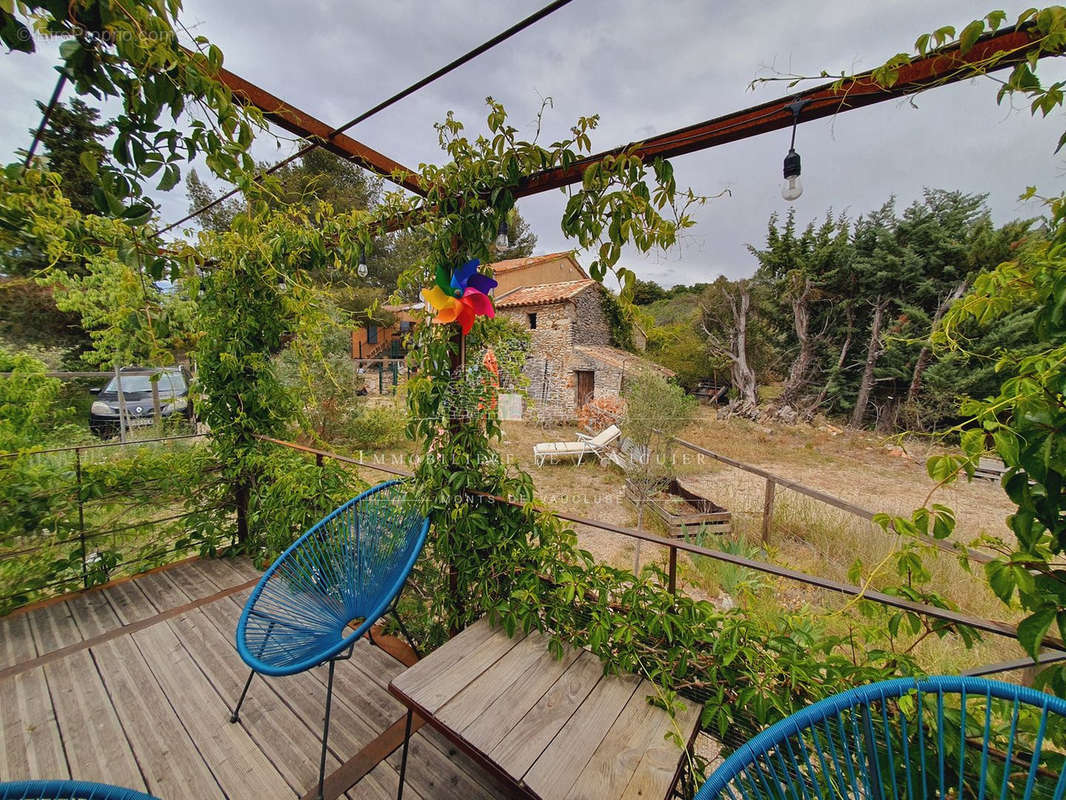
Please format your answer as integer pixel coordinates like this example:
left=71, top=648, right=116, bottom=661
left=575, top=370, right=595, bottom=408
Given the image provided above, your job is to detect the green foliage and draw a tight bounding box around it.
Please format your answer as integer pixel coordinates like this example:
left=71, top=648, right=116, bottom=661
left=347, top=405, right=407, bottom=449
left=861, top=6, right=1066, bottom=694
left=27, top=98, right=113, bottom=215
left=599, top=286, right=635, bottom=351
left=4, top=0, right=263, bottom=214
left=0, top=439, right=230, bottom=611
left=247, top=449, right=365, bottom=564
left=0, top=347, right=81, bottom=450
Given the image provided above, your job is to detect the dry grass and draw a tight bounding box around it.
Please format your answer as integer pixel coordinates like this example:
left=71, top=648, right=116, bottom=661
left=501, top=409, right=1030, bottom=676
left=345, top=403, right=1030, bottom=676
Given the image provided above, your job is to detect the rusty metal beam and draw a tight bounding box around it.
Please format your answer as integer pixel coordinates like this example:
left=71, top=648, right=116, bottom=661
left=206, top=59, right=424, bottom=196
left=514, top=26, right=1053, bottom=197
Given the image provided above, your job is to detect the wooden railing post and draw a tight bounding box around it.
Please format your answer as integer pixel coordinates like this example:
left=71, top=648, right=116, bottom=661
left=761, top=478, right=776, bottom=544
left=667, top=546, right=677, bottom=596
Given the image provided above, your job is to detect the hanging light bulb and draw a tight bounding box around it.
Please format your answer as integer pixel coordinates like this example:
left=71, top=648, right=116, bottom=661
left=356, top=250, right=368, bottom=278
left=780, top=99, right=810, bottom=202
left=495, top=219, right=509, bottom=250
left=782, top=149, right=803, bottom=201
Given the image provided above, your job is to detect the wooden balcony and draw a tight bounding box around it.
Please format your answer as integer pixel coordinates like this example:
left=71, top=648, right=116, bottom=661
left=0, top=558, right=501, bottom=799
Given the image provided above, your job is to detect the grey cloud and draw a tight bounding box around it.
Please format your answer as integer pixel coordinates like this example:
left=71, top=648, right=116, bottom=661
left=1, top=0, right=1064, bottom=285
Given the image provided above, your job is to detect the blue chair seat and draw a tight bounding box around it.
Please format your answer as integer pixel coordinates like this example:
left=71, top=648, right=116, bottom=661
left=236, top=480, right=429, bottom=676
left=0, top=781, right=158, bottom=799
left=696, top=675, right=1066, bottom=800
left=230, top=480, right=430, bottom=800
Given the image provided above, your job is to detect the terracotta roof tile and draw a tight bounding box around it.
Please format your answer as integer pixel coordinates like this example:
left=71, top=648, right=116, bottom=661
left=494, top=279, right=596, bottom=308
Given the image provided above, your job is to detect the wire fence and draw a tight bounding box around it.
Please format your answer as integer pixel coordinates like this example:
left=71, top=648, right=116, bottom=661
left=0, top=433, right=230, bottom=611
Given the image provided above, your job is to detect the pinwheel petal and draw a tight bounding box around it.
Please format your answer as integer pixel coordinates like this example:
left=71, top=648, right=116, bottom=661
left=435, top=302, right=461, bottom=324
left=462, top=287, right=495, bottom=318
left=451, top=258, right=480, bottom=293
left=421, top=286, right=455, bottom=312
left=455, top=301, right=476, bottom=335
left=434, top=265, right=454, bottom=295
left=467, top=272, right=498, bottom=295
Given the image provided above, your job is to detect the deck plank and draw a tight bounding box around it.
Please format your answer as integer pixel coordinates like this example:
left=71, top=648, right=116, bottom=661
left=619, top=695, right=702, bottom=800
left=167, top=608, right=340, bottom=796
left=197, top=593, right=406, bottom=741
left=27, top=602, right=82, bottom=654
left=92, top=635, right=223, bottom=799
left=386, top=731, right=497, bottom=800
left=44, top=649, right=144, bottom=791
left=101, top=580, right=156, bottom=625
left=523, top=671, right=640, bottom=799
left=161, top=559, right=222, bottom=599
left=0, top=667, right=68, bottom=782
left=393, top=620, right=522, bottom=714
left=190, top=557, right=250, bottom=590
left=132, top=620, right=292, bottom=798
left=437, top=629, right=555, bottom=734
left=133, top=569, right=192, bottom=612
left=490, top=649, right=603, bottom=780
left=66, top=591, right=122, bottom=639
left=0, top=613, right=38, bottom=669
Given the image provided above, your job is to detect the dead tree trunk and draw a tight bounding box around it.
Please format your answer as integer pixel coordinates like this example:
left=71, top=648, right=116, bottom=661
left=730, top=287, right=759, bottom=415
left=905, top=280, right=968, bottom=406
left=701, top=281, right=758, bottom=418
left=850, top=297, right=888, bottom=429
left=779, top=276, right=814, bottom=409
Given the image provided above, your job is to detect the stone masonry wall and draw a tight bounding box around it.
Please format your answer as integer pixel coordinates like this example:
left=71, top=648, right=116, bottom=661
left=572, top=286, right=611, bottom=346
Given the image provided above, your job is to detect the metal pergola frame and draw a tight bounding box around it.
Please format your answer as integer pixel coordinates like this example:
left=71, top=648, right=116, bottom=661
left=196, top=23, right=1052, bottom=229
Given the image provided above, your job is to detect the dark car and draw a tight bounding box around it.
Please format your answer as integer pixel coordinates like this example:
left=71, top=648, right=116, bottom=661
left=89, top=366, right=192, bottom=437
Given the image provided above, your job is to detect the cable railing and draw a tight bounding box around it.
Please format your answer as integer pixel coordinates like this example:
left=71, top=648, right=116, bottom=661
left=0, top=433, right=227, bottom=611
left=254, top=434, right=1066, bottom=677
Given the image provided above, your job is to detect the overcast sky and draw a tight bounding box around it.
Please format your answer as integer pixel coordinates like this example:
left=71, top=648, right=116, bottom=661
left=3, top=1, right=1065, bottom=287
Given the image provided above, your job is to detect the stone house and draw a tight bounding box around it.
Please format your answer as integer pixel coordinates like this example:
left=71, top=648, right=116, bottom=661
left=349, top=251, right=670, bottom=412
left=491, top=253, right=671, bottom=421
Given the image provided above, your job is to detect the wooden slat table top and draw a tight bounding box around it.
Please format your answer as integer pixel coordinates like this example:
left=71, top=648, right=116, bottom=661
left=389, top=618, right=702, bottom=800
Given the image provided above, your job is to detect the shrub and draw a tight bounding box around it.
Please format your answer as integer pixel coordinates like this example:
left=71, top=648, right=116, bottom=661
left=347, top=404, right=407, bottom=448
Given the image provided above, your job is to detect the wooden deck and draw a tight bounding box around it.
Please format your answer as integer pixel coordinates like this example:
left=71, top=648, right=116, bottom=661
left=0, top=558, right=502, bottom=799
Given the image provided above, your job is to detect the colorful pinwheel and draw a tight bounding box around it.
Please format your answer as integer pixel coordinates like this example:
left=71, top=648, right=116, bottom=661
left=420, top=258, right=498, bottom=335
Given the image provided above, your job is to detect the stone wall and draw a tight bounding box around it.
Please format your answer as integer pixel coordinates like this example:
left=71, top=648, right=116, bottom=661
left=572, top=286, right=611, bottom=346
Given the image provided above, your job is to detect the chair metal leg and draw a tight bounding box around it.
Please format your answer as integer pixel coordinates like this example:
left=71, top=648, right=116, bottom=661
left=396, top=708, right=413, bottom=800
left=389, top=609, right=421, bottom=659
left=230, top=669, right=255, bottom=723
left=316, top=659, right=337, bottom=800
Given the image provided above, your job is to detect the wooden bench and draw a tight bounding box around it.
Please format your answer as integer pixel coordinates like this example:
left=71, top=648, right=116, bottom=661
left=389, top=618, right=702, bottom=800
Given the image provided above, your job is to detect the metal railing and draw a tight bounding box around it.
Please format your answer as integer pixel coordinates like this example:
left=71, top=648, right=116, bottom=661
left=255, top=434, right=1066, bottom=675
left=0, top=433, right=224, bottom=610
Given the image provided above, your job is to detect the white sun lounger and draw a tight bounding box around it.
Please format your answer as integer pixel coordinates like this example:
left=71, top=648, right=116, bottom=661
left=533, top=424, right=622, bottom=466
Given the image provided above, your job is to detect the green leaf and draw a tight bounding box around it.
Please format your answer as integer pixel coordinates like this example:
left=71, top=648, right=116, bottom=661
left=78, top=150, right=98, bottom=177
left=959, top=20, right=984, bottom=54
left=1018, top=607, right=1056, bottom=659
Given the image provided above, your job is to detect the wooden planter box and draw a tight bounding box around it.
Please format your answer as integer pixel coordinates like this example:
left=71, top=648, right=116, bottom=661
left=625, top=478, right=731, bottom=538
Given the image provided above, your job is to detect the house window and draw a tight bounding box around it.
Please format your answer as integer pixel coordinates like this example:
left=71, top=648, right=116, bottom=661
left=366, top=324, right=378, bottom=345
left=528, top=312, right=537, bottom=329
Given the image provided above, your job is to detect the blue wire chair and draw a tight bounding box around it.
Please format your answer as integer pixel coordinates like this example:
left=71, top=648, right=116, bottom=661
left=0, top=782, right=157, bottom=799
left=230, top=480, right=430, bottom=800
left=696, top=676, right=1066, bottom=800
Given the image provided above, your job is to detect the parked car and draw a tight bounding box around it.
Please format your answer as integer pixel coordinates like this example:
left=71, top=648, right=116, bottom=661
left=89, top=366, right=192, bottom=437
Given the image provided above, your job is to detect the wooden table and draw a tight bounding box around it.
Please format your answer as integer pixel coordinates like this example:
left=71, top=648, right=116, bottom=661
left=389, top=618, right=702, bottom=800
